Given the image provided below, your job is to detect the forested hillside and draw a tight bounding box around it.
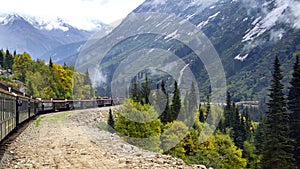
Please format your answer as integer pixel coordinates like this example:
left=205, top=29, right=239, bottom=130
left=0, top=49, right=95, bottom=99
left=108, top=56, right=300, bottom=169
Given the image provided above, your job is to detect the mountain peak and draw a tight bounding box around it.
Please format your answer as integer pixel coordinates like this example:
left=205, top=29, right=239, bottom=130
left=0, top=13, right=25, bottom=25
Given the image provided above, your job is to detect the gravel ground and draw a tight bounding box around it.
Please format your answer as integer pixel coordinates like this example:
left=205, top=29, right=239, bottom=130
left=0, top=107, right=205, bottom=169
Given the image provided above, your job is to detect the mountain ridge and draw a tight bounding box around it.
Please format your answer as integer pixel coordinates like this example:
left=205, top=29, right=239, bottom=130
left=0, top=13, right=107, bottom=59
left=75, top=0, right=300, bottom=100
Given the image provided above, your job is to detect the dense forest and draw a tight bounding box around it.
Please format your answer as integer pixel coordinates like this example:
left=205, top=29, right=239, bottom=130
left=108, top=56, right=300, bottom=169
left=0, top=49, right=95, bottom=99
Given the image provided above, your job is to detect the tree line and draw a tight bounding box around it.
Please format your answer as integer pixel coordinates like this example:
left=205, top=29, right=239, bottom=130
left=0, top=49, right=95, bottom=99
left=107, top=55, right=300, bottom=168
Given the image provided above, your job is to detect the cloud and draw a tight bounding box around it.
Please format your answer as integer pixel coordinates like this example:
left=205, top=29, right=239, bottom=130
left=0, top=0, right=145, bottom=29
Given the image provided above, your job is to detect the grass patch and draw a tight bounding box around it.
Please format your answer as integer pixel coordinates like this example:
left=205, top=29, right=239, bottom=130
left=96, top=122, right=109, bottom=131
left=34, top=116, right=45, bottom=127
left=47, top=112, right=70, bottom=122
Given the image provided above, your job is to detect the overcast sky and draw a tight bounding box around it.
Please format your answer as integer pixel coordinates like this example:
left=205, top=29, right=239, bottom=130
left=0, top=0, right=145, bottom=28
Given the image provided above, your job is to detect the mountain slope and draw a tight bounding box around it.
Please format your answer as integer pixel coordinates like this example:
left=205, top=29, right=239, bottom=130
left=77, top=0, right=300, bottom=100
left=0, top=14, right=106, bottom=59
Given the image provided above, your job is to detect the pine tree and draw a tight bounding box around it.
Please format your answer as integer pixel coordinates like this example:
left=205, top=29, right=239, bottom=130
left=159, top=81, right=170, bottom=124
left=244, top=108, right=252, bottom=141
left=130, top=81, right=141, bottom=102
left=49, top=57, right=53, bottom=68
left=170, top=81, right=181, bottom=122
left=206, top=95, right=211, bottom=118
left=84, top=70, right=92, bottom=85
left=83, top=70, right=94, bottom=97
left=255, top=119, right=265, bottom=155
left=4, top=49, right=14, bottom=70
left=182, top=91, right=189, bottom=121
left=188, top=82, right=197, bottom=113
left=0, top=50, right=3, bottom=68
left=141, top=74, right=150, bottom=104
left=261, top=56, right=295, bottom=169
left=287, top=55, right=300, bottom=168
left=108, top=108, right=115, bottom=133
left=199, top=103, right=205, bottom=123
left=233, top=107, right=244, bottom=148
left=224, top=92, right=233, bottom=129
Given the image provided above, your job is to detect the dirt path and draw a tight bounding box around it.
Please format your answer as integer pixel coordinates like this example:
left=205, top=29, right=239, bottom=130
left=0, top=108, right=196, bottom=169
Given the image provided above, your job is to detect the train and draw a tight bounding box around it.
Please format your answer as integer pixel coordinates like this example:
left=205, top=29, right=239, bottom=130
left=0, top=86, right=123, bottom=144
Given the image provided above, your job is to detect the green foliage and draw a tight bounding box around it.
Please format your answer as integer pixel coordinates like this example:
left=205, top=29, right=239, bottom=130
left=243, top=140, right=260, bottom=169
left=170, top=81, right=181, bottom=122
left=287, top=55, right=300, bottom=168
left=199, top=103, right=205, bottom=123
left=141, top=75, right=150, bottom=104
left=223, top=92, right=234, bottom=131
left=34, top=116, right=45, bottom=127
left=13, top=52, right=33, bottom=83
left=114, top=99, right=162, bottom=152
left=4, top=49, right=14, bottom=70
left=73, top=71, right=95, bottom=99
left=161, top=121, right=189, bottom=158
left=159, top=80, right=171, bottom=124
left=186, top=132, right=247, bottom=169
left=0, top=49, right=95, bottom=99
left=261, top=57, right=295, bottom=169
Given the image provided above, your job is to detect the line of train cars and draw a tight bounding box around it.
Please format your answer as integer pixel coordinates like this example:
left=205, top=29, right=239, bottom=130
left=0, top=84, right=122, bottom=144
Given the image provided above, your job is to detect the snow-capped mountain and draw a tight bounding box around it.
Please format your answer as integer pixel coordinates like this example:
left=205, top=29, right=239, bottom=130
left=0, top=13, right=107, bottom=59
left=78, top=0, right=300, bottom=99
left=135, top=0, right=300, bottom=99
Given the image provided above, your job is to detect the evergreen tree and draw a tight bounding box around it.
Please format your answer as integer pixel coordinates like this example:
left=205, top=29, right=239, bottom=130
left=188, top=82, right=197, bottom=113
left=84, top=70, right=92, bottom=85
left=199, top=103, right=205, bottom=123
left=244, top=108, right=252, bottom=140
left=224, top=92, right=233, bottom=129
left=261, top=56, right=295, bottom=169
left=206, top=95, right=211, bottom=119
left=170, top=81, right=181, bottom=122
left=0, top=50, right=3, bottom=68
left=4, top=49, right=14, bottom=70
left=233, top=107, right=244, bottom=148
left=255, top=119, right=265, bottom=155
left=83, top=70, right=94, bottom=97
left=49, top=57, right=53, bottom=68
left=159, top=80, right=170, bottom=124
left=130, top=81, right=141, bottom=102
left=287, top=55, right=300, bottom=168
left=108, top=108, right=115, bottom=133
left=182, top=91, right=189, bottom=121
left=141, top=74, right=150, bottom=104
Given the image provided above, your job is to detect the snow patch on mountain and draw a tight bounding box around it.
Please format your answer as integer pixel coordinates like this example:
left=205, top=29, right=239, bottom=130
left=0, top=14, right=23, bottom=25
left=24, top=16, right=70, bottom=32
left=234, top=54, right=248, bottom=61
left=197, top=11, right=221, bottom=28
left=0, top=13, right=105, bottom=31
left=242, top=4, right=288, bottom=42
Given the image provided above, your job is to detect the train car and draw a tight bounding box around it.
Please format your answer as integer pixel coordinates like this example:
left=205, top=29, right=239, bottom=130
left=97, top=98, right=114, bottom=107
left=17, top=96, right=29, bottom=124
left=70, top=99, right=97, bottom=109
left=53, top=99, right=70, bottom=111
left=0, top=82, right=122, bottom=144
left=0, top=90, right=16, bottom=142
